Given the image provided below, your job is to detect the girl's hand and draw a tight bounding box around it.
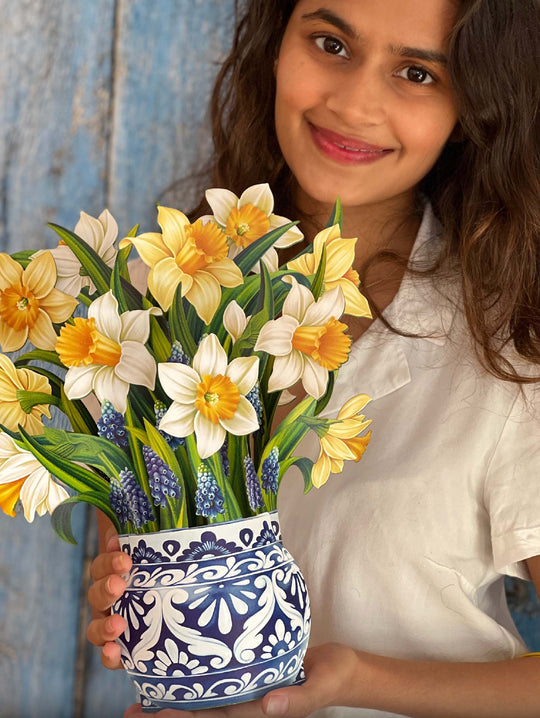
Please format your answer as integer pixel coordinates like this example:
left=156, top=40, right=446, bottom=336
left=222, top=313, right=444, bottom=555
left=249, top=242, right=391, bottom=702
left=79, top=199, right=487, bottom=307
left=86, top=529, right=132, bottom=670
left=123, top=643, right=362, bottom=718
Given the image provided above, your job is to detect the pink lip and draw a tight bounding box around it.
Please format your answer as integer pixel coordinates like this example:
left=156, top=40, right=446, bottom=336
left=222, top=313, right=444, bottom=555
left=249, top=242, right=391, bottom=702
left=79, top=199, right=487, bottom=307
left=308, top=123, right=393, bottom=165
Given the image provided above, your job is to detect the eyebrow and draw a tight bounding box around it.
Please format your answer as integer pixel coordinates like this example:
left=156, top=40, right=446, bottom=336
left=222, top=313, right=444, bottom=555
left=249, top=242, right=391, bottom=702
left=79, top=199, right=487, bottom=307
left=301, top=8, right=448, bottom=66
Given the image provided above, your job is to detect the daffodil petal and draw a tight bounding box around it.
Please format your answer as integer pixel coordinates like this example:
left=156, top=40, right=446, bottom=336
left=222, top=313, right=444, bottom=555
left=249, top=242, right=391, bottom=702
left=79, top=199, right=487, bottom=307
left=268, top=352, right=304, bottom=392
left=44, top=478, right=69, bottom=514
left=321, top=433, right=355, bottom=460
left=89, top=292, right=122, bottom=343
left=301, top=355, right=328, bottom=399
left=119, top=307, right=161, bottom=344
left=223, top=301, right=248, bottom=342
left=159, top=363, right=200, bottom=403
left=157, top=206, right=190, bottom=257
left=337, top=394, right=371, bottom=419
left=226, top=355, right=259, bottom=395
left=286, top=251, right=315, bottom=277
left=0, top=253, right=23, bottom=290
left=28, top=310, right=58, bottom=350
left=120, top=232, right=171, bottom=267
left=148, top=258, right=184, bottom=311
left=329, top=417, right=370, bottom=438
left=337, top=279, right=372, bottom=318
left=194, top=412, right=226, bottom=459
left=312, top=452, right=332, bottom=488
left=312, top=225, right=341, bottom=264
left=204, top=258, right=244, bottom=288
left=186, top=273, right=221, bottom=325
left=93, top=365, right=129, bottom=412
left=39, top=288, right=78, bottom=323
left=239, top=183, right=274, bottom=215
left=75, top=211, right=107, bottom=252
left=268, top=214, right=304, bottom=247
left=23, top=251, right=57, bottom=298
left=64, top=365, right=99, bottom=400
left=194, top=334, right=228, bottom=378
left=205, top=188, right=239, bottom=226
left=282, top=276, right=314, bottom=322
left=0, top=450, right=43, bottom=481
left=0, top=321, right=28, bottom=353
left=116, top=342, right=156, bottom=389
left=220, top=395, right=259, bottom=435
left=254, top=316, right=297, bottom=356
left=257, top=248, right=279, bottom=273
left=97, top=209, right=119, bottom=252
left=323, top=237, right=358, bottom=281
left=54, top=273, right=85, bottom=298
left=20, top=467, right=52, bottom=522
left=159, top=402, right=196, bottom=437
left=0, top=403, right=27, bottom=432
left=303, top=286, right=345, bottom=326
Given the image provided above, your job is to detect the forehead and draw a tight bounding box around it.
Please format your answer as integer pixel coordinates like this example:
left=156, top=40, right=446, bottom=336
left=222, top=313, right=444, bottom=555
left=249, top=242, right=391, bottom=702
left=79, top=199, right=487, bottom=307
left=289, top=0, right=458, bottom=50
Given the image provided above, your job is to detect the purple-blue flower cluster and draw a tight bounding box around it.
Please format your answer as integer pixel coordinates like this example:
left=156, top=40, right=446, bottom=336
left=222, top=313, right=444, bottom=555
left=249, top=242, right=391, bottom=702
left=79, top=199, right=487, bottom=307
left=109, top=469, right=155, bottom=529
left=244, top=455, right=264, bottom=511
left=97, top=400, right=129, bottom=449
left=246, top=383, right=263, bottom=425
left=142, top=445, right=181, bottom=508
left=195, top=464, right=225, bottom=519
left=168, top=340, right=190, bottom=365
left=261, top=447, right=280, bottom=494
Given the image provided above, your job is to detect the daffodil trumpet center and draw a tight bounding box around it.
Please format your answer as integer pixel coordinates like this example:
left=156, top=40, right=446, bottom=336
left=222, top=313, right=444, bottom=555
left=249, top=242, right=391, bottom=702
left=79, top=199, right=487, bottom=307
left=292, top=317, right=351, bottom=370
left=0, top=284, right=41, bottom=331
left=175, top=220, right=229, bottom=276
left=226, top=204, right=270, bottom=248
left=16, top=390, right=60, bottom=414
left=56, top=317, right=122, bottom=367
left=195, top=374, right=240, bottom=424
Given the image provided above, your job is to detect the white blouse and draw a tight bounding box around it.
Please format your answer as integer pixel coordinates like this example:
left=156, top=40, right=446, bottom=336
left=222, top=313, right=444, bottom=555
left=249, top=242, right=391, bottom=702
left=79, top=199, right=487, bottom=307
left=278, top=204, right=540, bottom=718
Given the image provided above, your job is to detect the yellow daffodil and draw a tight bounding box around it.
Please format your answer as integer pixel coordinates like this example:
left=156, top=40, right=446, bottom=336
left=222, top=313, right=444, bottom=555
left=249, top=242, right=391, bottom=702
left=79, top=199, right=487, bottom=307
left=158, top=334, right=259, bottom=459
left=287, top=224, right=372, bottom=318
left=312, top=394, right=372, bottom=488
left=119, top=206, right=243, bottom=323
left=254, top=277, right=351, bottom=399
left=205, top=183, right=304, bottom=271
left=0, top=354, right=52, bottom=434
left=0, top=251, right=78, bottom=352
left=57, top=291, right=160, bottom=413
left=0, top=431, right=68, bottom=520
left=46, top=209, right=118, bottom=296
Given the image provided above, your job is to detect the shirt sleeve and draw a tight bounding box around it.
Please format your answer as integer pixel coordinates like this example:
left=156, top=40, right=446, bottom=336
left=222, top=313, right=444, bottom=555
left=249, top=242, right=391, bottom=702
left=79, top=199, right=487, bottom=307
left=484, top=383, right=540, bottom=580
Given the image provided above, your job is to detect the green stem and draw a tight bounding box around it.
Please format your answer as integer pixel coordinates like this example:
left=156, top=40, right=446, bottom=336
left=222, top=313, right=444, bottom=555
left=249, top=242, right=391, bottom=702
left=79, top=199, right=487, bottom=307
left=16, top=390, right=61, bottom=414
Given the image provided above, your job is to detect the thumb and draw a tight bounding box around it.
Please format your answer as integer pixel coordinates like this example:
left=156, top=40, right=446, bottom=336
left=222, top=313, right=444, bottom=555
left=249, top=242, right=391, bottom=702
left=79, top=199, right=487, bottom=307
left=262, top=683, right=326, bottom=718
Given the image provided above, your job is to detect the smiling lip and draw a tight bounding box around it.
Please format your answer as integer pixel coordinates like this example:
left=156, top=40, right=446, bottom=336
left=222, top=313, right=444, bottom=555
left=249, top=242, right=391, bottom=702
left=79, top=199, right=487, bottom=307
left=308, top=123, right=394, bottom=165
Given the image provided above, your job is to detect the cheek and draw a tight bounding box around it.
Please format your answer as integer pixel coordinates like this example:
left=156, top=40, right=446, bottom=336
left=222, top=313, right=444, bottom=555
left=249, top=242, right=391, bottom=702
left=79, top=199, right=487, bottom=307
left=400, top=103, right=458, bottom=160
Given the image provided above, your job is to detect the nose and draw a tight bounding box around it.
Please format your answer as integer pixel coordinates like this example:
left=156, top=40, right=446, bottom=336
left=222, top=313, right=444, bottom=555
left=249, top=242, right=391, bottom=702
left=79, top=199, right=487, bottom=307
left=325, top=65, right=388, bottom=128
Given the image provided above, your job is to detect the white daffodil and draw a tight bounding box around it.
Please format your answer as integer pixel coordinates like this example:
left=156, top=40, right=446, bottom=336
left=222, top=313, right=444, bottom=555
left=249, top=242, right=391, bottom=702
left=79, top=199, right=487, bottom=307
left=158, top=334, right=259, bottom=459
left=0, top=432, right=69, bottom=520
left=223, top=300, right=251, bottom=343
left=205, top=183, right=304, bottom=272
left=254, top=277, right=351, bottom=399
left=46, top=210, right=118, bottom=296
left=56, top=291, right=160, bottom=413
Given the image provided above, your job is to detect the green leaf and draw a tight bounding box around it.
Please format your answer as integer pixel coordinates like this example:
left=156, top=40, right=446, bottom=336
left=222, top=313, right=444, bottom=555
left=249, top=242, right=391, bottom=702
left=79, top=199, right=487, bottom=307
left=325, top=197, right=343, bottom=230
left=310, top=242, right=326, bottom=301
left=149, top=314, right=172, bottom=363
left=169, top=284, right=197, bottom=359
left=234, top=222, right=300, bottom=276
left=280, top=456, right=314, bottom=494
left=14, top=349, right=66, bottom=370
left=42, top=428, right=134, bottom=477
left=16, top=390, right=60, bottom=414
left=47, top=223, right=111, bottom=295
left=9, top=250, right=36, bottom=268
left=52, top=493, right=120, bottom=545
left=111, top=244, right=133, bottom=313
left=315, top=370, right=337, bottom=415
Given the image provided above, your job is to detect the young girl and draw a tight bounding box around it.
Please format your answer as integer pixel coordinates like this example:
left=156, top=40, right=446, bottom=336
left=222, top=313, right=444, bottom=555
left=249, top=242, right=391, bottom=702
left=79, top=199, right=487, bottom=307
left=86, top=0, right=540, bottom=716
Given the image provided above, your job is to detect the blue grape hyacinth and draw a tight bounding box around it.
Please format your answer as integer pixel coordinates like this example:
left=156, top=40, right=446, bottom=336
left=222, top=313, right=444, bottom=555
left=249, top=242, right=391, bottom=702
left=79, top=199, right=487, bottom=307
left=195, top=464, right=225, bottom=519
left=261, top=447, right=280, bottom=494
left=110, top=469, right=155, bottom=529
left=244, top=455, right=264, bottom=511
left=97, top=400, right=129, bottom=449
left=246, top=383, right=263, bottom=425
left=142, top=445, right=181, bottom=508
left=168, top=340, right=190, bottom=365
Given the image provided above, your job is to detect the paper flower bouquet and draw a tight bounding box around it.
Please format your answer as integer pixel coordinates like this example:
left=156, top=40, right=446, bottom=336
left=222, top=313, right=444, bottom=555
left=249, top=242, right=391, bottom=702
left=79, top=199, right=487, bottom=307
left=0, top=183, right=372, bottom=711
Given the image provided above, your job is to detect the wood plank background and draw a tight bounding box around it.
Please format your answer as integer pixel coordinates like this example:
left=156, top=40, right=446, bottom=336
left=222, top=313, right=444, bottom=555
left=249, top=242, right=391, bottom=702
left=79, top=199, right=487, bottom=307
left=0, top=2, right=538, bottom=717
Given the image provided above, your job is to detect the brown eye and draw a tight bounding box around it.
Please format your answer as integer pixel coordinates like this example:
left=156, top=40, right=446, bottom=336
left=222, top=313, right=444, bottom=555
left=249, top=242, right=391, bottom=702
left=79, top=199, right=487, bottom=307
left=314, top=35, right=348, bottom=57
left=396, top=65, right=434, bottom=85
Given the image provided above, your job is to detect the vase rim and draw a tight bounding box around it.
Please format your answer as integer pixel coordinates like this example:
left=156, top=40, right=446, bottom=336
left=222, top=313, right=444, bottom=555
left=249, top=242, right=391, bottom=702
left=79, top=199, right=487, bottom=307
left=118, top=509, right=279, bottom=540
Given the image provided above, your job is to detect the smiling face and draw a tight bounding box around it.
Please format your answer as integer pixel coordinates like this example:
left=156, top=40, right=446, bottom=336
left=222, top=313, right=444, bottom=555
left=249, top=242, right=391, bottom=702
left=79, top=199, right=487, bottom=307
left=274, top=0, right=460, bottom=218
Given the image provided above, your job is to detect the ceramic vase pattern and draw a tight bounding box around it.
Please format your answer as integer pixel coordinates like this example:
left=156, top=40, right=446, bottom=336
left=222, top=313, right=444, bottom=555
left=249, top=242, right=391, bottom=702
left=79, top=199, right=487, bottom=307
left=113, top=511, right=311, bottom=712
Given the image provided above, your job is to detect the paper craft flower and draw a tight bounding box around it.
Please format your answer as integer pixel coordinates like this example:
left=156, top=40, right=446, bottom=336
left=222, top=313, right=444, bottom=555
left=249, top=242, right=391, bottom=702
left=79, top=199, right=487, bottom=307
left=47, top=209, right=118, bottom=296
left=119, top=206, right=243, bottom=323
left=57, top=291, right=159, bottom=413
left=223, top=301, right=251, bottom=343
left=0, top=251, right=78, bottom=352
left=0, top=354, right=52, bottom=434
left=0, top=432, right=68, bottom=520
left=158, top=334, right=259, bottom=459
left=254, top=277, right=351, bottom=399
left=312, top=394, right=372, bottom=488
left=205, top=183, right=304, bottom=271
left=287, top=224, right=371, bottom=318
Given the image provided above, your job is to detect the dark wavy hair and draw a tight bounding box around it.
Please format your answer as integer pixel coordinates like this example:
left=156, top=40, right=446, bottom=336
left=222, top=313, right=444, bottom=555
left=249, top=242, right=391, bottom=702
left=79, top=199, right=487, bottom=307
left=188, top=0, right=540, bottom=383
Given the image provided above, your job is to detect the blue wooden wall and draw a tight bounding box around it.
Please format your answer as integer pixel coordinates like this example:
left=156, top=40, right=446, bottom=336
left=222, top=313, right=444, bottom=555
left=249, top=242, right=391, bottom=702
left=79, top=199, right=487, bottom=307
left=0, top=2, right=539, bottom=717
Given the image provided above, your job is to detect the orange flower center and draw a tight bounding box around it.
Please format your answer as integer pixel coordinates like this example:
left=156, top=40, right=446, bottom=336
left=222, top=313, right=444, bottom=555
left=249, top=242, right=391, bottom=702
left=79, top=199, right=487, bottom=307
left=56, top=317, right=122, bottom=367
left=344, top=267, right=360, bottom=285
left=175, top=220, right=229, bottom=275
left=0, top=284, right=40, bottom=331
left=345, top=433, right=371, bottom=461
left=195, top=373, right=240, bottom=424
left=225, top=204, right=270, bottom=248
left=0, top=478, right=26, bottom=517
left=292, top=317, right=351, bottom=370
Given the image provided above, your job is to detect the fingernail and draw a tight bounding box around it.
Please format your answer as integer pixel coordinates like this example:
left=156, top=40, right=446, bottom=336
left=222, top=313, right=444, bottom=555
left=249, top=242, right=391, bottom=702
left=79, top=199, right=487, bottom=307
left=106, top=533, right=119, bottom=552
left=112, top=555, right=126, bottom=571
left=265, top=695, right=289, bottom=716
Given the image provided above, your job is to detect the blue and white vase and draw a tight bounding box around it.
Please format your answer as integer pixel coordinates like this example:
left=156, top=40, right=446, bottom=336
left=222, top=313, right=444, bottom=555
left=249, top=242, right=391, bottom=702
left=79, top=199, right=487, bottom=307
left=112, top=511, right=311, bottom=712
